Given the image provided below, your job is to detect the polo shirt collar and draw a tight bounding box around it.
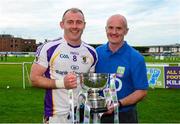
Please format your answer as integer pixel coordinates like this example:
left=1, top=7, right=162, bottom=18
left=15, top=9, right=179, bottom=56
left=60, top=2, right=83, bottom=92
left=105, top=41, right=127, bottom=54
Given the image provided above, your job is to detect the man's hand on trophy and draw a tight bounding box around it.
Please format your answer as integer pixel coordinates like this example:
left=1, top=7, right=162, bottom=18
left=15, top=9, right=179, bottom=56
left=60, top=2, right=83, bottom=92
left=104, top=100, right=119, bottom=114
left=64, top=72, right=77, bottom=89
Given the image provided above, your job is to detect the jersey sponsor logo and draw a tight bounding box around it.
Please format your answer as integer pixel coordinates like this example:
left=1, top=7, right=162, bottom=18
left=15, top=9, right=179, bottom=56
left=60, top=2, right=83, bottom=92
left=70, top=51, right=79, bottom=55
left=60, top=54, right=69, bottom=59
left=81, top=55, right=88, bottom=64
left=71, top=65, right=79, bottom=71
left=55, top=70, right=68, bottom=75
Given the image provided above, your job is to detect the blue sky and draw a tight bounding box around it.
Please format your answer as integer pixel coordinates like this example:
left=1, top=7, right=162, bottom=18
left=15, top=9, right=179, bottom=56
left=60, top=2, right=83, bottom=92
left=0, top=0, right=179, bottom=46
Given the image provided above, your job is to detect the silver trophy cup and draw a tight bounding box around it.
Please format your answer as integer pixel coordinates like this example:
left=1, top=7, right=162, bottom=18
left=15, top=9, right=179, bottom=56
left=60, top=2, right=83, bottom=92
left=80, top=73, right=109, bottom=113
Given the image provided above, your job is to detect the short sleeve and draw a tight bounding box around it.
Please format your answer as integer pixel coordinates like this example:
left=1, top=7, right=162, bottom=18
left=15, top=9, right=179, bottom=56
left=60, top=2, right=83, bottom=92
left=131, top=58, right=149, bottom=90
left=34, top=44, right=48, bottom=68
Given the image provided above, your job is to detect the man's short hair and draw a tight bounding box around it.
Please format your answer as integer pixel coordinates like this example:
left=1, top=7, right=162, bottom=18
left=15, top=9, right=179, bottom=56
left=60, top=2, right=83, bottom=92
left=62, top=8, right=85, bottom=21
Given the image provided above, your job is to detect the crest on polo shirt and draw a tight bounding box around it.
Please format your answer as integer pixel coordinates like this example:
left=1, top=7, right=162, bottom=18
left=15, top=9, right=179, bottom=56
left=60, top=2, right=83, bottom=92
left=116, top=66, right=125, bottom=77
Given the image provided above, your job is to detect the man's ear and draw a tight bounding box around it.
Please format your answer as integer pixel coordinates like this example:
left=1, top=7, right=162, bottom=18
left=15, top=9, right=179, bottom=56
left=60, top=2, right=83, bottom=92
left=83, top=21, right=86, bottom=29
left=105, top=26, right=108, bottom=30
left=60, top=21, right=64, bottom=29
left=125, top=28, right=129, bottom=35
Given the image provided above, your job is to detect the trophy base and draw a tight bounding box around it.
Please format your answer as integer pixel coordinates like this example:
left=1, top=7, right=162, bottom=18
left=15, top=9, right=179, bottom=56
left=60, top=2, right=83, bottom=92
left=91, top=107, right=108, bottom=113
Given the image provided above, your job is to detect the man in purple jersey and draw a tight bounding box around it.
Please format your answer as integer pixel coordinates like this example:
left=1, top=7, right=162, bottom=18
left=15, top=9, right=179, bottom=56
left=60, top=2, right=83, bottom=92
left=30, top=8, right=97, bottom=123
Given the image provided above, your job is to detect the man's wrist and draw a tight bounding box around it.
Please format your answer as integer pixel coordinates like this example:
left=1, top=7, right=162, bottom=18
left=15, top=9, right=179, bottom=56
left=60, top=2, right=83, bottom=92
left=55, top=78, right=64, bottom=88
left=118, top=100, right=122, bottom=107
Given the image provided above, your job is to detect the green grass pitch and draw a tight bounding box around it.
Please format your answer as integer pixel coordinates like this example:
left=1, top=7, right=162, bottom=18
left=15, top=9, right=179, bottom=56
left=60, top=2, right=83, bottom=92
left=0, top=56, right=180, bottom=122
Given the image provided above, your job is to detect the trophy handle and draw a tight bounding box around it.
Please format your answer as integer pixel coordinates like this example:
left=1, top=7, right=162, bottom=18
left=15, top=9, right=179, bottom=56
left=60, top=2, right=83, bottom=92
left=78, top=74, right=90, bottom=90
left=78, top=93, right=86, bottom=105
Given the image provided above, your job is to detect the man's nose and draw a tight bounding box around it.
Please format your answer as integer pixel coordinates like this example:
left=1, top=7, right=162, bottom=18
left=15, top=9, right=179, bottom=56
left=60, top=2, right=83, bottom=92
left=72, top=22, right=77, bottom=28
left=112, top=28, right=117, bottom=34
